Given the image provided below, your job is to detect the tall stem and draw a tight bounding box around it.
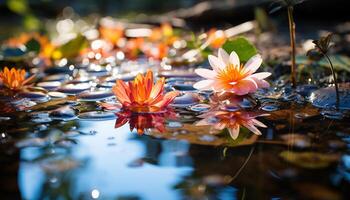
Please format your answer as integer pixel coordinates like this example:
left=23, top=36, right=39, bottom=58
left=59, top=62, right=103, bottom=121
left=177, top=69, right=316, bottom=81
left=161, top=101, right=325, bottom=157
left=287, top=6, right=297, bottom=87
left=323, top=53, right=340, bottom=108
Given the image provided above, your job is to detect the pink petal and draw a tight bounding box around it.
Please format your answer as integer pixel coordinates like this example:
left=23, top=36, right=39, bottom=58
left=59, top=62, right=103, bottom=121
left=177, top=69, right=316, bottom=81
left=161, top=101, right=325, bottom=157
left=229, top=51, right=240, bottom=67
left=193, top=80, right=214, bottom=90
left=195, top=68, right=217, bottom=79
left=228, top=125, right=240, bottom=140
left=208, top=55, right=226, bottom=72
left=251, top=77, right=270, bottom=88
left=250, top=72, right=271, bottom=80
left=214, top=122, right=226, bottom=130
left=232, top=78, right=258, bottom=95
left=242, top=54, right=262, bottom=75
left=218, top=48, right=230, bottom=65
left=241, top=121, right=262, bottom=135
left=252, top=119, right=267, bottom=128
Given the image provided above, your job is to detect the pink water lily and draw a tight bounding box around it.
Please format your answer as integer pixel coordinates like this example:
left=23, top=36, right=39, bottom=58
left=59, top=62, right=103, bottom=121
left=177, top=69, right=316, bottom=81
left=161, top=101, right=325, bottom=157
left=196, top=110, right=268, bottom=140
left=194, top=48, right=271, bottom=95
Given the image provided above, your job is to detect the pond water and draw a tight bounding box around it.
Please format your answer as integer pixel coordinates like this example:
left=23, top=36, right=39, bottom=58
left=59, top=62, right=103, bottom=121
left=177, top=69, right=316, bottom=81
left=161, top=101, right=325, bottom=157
left=1, top=18, right=350, bottom=199
left=1, top=62, right=350, bottom=200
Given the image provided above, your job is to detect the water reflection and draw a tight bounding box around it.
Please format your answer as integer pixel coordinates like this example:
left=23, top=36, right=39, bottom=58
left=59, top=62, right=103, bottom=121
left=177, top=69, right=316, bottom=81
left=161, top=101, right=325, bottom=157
left=115, top=109, right=177, bottom=134
left=18, top=120, right=193, bottom=199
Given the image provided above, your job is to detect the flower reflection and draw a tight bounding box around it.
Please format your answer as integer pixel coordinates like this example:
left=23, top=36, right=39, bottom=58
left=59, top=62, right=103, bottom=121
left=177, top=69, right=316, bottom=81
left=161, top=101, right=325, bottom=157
left=112, top=70, right=179, bottom=112
left=194, top=48, right=271, bottom=95
left=0, top=67, right=35, bottom=91
left=196, top=110, right=268, bottom=140
left=115, top=109, right=177, bottom=135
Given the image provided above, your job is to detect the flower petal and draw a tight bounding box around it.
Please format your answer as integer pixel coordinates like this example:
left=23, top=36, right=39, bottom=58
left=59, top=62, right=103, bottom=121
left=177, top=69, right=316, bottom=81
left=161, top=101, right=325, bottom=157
left=252, top=119, right=267, bottom=128
left=231, top=78, right=258, bottom=95
left=228, top=125, right=240, bottom=140
left=229, top=51, right=240, bottom=67
left=243, top=122, right=262, bottom=135
left=218, top=48, right=230, bottom=65
left=208, top=55, right=225, bottom=71
left=242, top=54, right=262, bottom=75
left=195, top=68, right=217, bottom=79
left=251, top=77, right=270, bottom=88
left=154, top=91, right=179, bottom=108
left=193, top=80, right=214, bottom=90
left=249, top=72, right=271, bottom=80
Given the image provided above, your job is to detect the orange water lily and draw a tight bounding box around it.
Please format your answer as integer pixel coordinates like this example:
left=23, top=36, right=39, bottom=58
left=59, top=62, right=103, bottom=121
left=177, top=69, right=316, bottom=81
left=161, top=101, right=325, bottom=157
left=0, top=67, right=34, bottom=91
left=196, top=110, right=268, bottom=140
left=112, top=70, right=179, bottom=112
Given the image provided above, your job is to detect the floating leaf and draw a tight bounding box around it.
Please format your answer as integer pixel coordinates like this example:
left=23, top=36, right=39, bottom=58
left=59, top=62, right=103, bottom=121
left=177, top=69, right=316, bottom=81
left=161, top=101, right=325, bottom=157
left=280, top=151, right=340, bottom=169
left=222, top=37, right=258, bottom=63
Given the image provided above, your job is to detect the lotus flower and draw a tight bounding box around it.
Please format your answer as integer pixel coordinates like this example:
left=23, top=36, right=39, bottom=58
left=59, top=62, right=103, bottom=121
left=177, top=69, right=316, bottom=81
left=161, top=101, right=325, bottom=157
left=112, top=70, right=179, bottom=112
left=194, top=48, right=271, bottom=95
left=115, top=109, right=177, bottom=135
left=0, top=67, right=34, bottom=91
left=196, top=110, right=268, bottom=140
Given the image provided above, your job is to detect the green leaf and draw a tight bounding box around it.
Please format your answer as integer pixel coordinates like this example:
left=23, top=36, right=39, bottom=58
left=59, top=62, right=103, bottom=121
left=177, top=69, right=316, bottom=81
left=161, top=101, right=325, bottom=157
left=52, top=34, right=88, bottom=59
left=25, top=38, right=41, bottom=53
left=222, top=37, right=258, bottom=63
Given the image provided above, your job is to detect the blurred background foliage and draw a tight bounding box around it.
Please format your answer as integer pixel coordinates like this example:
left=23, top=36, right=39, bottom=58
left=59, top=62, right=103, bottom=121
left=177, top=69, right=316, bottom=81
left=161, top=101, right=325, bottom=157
left=0, top=0, right=350, bottom=36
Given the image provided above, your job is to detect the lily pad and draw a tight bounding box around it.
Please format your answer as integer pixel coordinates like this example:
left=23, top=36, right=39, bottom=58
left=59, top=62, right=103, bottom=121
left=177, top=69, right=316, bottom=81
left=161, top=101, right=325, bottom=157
left=279, top=151, right=340, bottom=169
left=222, top=37, right=258, bottom=63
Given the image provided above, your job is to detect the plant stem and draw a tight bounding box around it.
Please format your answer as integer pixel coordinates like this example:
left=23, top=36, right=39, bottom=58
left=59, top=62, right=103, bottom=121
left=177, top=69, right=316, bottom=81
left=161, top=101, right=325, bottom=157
left=323, top=53, right=340, bottom=108
left=287, top=6, right=297, bottom=88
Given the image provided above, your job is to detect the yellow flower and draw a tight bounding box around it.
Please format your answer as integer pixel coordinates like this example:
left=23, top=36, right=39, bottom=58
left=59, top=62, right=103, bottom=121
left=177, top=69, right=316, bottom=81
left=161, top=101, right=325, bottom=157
left=0, top=67, right=34, bottom=91
left=112, top=70, right=179, bottom=112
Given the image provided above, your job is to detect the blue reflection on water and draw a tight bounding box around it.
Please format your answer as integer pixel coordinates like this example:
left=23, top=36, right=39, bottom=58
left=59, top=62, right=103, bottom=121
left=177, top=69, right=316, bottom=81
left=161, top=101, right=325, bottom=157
left=19, top=120, right=193, bottom=199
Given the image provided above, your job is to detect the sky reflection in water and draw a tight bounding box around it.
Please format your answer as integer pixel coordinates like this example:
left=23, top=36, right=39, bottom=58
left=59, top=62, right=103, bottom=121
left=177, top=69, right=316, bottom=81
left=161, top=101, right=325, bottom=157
left=19, top=120, right=193, bottom=200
